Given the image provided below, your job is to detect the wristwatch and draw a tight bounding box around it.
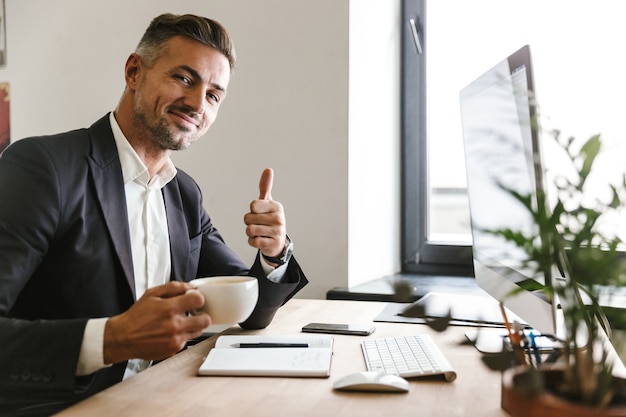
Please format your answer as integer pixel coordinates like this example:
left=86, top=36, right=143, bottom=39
left=261, top=236, right=293, bottom=266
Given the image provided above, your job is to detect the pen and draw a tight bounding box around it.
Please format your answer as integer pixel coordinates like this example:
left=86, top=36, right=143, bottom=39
left=528, top=331, right=541, bottom=366
left=237, top=343, right=309, bottom=348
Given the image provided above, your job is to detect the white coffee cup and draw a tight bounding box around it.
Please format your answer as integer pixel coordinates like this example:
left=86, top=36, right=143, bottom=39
left=188, top=276, right=259, bottom=324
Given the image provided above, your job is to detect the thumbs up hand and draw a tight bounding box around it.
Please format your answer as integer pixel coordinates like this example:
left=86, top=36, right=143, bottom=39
left=244, top=168, right=287, bottom=262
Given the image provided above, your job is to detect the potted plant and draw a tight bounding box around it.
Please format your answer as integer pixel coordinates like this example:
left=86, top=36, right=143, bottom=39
left=397, top=128, right=626, bottom=415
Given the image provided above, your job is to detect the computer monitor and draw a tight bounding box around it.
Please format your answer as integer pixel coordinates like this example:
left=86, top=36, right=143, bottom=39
left=459, top=45, right=560, bottom=336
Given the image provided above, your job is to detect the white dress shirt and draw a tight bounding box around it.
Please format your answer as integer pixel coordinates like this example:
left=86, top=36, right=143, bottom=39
left=76, top=112, right=174, bottom=375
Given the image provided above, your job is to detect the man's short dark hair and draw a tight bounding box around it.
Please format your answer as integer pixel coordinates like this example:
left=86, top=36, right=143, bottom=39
left=136, top=13, right=236, bottom=71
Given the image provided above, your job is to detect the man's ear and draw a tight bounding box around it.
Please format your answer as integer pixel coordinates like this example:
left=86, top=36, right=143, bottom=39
left=124, top=53, right=142, bottom=89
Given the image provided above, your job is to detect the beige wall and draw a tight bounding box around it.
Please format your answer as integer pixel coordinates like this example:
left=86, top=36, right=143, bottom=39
left=0, top=0, right=401, bottom=298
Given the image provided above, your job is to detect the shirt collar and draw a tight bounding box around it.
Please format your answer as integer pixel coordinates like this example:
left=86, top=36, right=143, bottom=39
left=109, top=112, right=177, bottom=188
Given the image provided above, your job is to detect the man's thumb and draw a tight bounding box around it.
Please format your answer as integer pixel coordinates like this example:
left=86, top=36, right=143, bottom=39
left=258, top=168, right=274, bottom=200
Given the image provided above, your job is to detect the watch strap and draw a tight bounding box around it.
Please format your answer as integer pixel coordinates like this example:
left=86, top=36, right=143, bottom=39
left=261, top=237, right=293, bottom=266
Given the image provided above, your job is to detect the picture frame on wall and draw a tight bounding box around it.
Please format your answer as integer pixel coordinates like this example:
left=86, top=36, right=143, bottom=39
left=0, top=82, right=8, bottom=154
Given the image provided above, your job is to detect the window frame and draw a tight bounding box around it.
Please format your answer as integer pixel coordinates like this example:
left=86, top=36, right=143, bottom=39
left=401, top=0, right=474, bottom=277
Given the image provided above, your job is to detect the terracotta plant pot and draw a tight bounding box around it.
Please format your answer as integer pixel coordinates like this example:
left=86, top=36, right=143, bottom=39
left=501, top=366, right=626, bottom=417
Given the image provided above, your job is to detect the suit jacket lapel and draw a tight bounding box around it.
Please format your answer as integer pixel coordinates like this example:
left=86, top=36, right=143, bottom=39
left=86, top=114, right=136, bottom=299
left=163, top=179, right=189, bottom=282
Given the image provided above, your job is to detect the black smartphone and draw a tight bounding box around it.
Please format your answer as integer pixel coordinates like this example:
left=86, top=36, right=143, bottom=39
left=301, top=322, right=376, bottom=336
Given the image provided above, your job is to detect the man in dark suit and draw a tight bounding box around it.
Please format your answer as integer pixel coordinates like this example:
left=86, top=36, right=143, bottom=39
left=0, top=13, right=308, bottom=415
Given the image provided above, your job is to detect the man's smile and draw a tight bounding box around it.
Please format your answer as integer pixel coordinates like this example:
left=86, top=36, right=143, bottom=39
left=168, top=109, right=201, bottom=130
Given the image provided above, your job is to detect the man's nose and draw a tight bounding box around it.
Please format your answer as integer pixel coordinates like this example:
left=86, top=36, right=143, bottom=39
left=183, top=86, right=206, bottom=114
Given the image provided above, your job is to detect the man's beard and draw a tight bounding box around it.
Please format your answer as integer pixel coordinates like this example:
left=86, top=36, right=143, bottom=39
left=133, top=101, right=198, bottom=151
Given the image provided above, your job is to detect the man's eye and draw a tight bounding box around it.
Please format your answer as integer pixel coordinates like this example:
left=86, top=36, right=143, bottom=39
left=207, top=93, right=220, bottom=103
left=175, top=75, right=191, bottom=84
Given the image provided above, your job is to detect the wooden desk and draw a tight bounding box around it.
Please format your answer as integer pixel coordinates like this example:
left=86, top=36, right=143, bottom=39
left=55, top=299, right=508, bottom=417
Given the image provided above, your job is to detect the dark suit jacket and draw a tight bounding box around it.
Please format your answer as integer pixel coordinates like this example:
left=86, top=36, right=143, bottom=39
left=0, top=114, right=308, bottom=415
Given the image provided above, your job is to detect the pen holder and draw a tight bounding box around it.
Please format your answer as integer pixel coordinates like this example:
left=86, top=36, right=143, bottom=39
left=505, top=336, right=535, bottom=367
left=501, top=365, right=626, bottom=417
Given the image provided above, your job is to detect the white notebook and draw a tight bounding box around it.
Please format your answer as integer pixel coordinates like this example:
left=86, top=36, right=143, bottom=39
left=198, top=334, right=334, bottom=378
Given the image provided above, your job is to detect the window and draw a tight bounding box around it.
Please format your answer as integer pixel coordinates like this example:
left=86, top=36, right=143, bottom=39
left=402, top=0, right=626, bottom=276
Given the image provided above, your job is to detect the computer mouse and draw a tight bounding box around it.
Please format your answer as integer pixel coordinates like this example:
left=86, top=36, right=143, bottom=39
left=332, top=371, right=409, bottom=393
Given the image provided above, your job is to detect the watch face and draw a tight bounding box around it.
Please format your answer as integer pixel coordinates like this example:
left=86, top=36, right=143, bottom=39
left=283, top=238, right=293, bottom=263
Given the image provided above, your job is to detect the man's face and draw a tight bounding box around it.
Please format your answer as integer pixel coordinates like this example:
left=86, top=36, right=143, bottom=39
left=132, top=36, right=231, bottom=151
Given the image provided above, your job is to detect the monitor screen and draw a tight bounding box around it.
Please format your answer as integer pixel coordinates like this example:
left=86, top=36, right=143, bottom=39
left=459, top=45, right=559, bottom=336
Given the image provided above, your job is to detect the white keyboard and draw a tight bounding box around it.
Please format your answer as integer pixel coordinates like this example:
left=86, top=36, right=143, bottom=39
left=361, top=334, right=457, bottom=382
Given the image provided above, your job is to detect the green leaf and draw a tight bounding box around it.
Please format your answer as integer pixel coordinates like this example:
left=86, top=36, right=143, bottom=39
left=578, top=134, right=602, bottom=181
left=515, top=279, right=546, bottom=292
left=425, top=313, right=452, bottom=332
left=481, top=350, right=516, bottom=371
